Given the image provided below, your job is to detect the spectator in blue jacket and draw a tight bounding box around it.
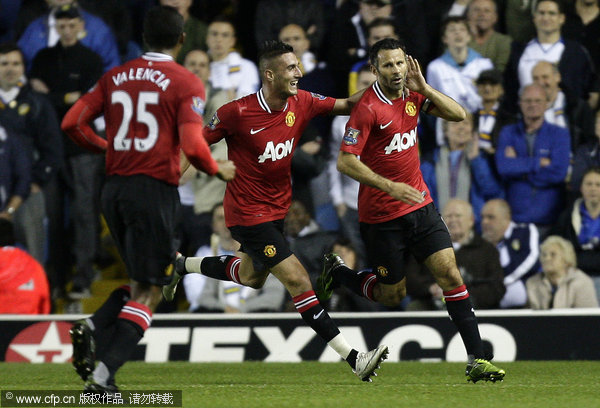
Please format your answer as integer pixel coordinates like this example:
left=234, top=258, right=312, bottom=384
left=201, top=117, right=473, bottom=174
left=421, top=114, right=504, bottom=229
left=17, top=0, right=119, bottom=73
left=495, top=83, right=571, bottom=235
left=0, top=124, right=31, bottom=222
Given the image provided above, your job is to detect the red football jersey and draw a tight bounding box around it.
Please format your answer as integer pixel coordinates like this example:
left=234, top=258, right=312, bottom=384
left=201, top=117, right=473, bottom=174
left=341, top=81, right=433, bottom=223
left=204, top=89, right=335, bottom=227
left=79, top=52, right=207, bottom=185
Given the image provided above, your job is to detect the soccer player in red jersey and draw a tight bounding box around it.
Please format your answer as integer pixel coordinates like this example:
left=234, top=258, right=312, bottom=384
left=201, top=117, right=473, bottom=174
left=61, top=6, right=236, bottom=391
left=317, top=38, right=506, bottom=383
left=163, top=40, right=389, bottom=382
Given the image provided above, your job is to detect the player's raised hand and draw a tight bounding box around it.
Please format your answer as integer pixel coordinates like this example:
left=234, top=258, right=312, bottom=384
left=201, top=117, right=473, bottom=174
left=216, top=159, right=236, bottom=181
left=405, top=55, right=427, bottom=94
left=387, top=181, right=424, bottom=205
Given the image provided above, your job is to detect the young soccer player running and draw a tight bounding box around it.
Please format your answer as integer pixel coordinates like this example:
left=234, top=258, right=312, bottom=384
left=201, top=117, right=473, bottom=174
left=61, top=6, right=236, bottom=391
left=316, top=38, right=505, bottom=383
left=163, top=40, right=389, bottom=382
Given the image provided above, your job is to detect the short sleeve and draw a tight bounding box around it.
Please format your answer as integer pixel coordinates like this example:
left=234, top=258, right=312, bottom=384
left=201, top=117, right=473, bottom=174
left=300, top=90, right=336, bottom=118
left=339, top=102, right=375, bottom=156
left=176, top=77, right=206, bottom=126
left=203, top=100, right=236, bottom=145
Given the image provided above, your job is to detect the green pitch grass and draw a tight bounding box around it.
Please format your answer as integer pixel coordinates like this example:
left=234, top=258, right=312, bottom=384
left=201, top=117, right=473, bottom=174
left=1, top=361, right=598, bottom=408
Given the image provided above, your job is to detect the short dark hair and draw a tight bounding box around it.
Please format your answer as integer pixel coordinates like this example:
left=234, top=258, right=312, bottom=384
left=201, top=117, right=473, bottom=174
left=367, top=17, right=396, bottom=35
left=476, top=69, right=503, bottom=86
left=209, top=15, right=236, bottom=32
left=440, top=16, right=469, bottom=37
left=143, top=6, right=184, bottom=50
left=583, top=166, right=600, bottom=180
left=0, top=42, right=25, bottom=62
left=369, top=38, right=406, bottom=67
left=258, top=40, right=294, bottom=72
left=54, top=4, right=81, bottom=20
left=535, top=0, right=564, bottom=14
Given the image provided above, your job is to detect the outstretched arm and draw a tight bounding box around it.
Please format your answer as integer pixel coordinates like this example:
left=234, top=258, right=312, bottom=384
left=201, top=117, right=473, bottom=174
left=405, top=55, right=466, bottom=122
left=331, top=87, right=368, bottom=115
left=337, top=150, right=424, bottom=205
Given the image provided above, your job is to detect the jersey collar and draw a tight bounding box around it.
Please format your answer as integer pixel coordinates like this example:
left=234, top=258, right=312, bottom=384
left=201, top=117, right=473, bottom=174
left=373, top=81, right=393, bottom=105
left=257, top=88, right=288, bottom=114
left=142, top=52, right=174, bottom=62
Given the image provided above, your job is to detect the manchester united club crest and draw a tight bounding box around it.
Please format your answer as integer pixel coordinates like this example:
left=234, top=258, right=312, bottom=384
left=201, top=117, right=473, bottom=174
left=264, top=245, right=277, bottom=257
left=376, top=265, right=388, bottom=277
left=285, top=111, right=295, bottom=127
left=405, top=101, right=416, bottom=116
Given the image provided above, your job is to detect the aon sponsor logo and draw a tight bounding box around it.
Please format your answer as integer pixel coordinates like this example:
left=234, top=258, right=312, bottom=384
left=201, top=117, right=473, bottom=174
left=384, top=128, right=417, bottom=154
left=258, top=138, right=294, bottom=163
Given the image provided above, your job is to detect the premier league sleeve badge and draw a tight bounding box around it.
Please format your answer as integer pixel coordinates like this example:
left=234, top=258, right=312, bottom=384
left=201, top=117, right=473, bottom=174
left=343, top=127, right=360, bottom=145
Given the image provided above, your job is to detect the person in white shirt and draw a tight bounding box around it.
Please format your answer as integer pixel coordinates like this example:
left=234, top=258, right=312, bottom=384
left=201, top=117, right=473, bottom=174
left=206, top=17, right=260, bottom=100
left=427, top=16, right=493, bottom=145
left=505, top=0, right=598, bottom=112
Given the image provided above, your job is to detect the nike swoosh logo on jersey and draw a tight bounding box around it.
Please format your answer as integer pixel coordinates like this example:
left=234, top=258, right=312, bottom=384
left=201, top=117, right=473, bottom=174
left=313, top=310, right=324, bottom=320
left=379, top=120, right=393, bottom=129
left=250, top=127, right=266, bottom=134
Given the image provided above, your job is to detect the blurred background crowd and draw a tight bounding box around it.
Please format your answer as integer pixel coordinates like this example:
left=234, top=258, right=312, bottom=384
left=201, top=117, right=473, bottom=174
left=0, top=0, right=599, bottom=315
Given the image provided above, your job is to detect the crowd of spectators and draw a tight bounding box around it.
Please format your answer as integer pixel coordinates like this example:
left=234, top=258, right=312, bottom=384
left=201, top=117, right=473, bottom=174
left=1, top=0, right=599, bottom=313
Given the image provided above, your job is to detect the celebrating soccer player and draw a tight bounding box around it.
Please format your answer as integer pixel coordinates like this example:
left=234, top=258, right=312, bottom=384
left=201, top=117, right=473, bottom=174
left=61, top=6, right=236, bottom=391
left=163, top=40, right=389, bottom=382
left=316, top=38, right=506, bottom=383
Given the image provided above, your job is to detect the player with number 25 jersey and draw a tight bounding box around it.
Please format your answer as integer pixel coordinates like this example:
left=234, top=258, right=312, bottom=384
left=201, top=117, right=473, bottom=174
left=60, top=6, right=236, bottom=393
left=64, top=52, right=218, bottom=185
